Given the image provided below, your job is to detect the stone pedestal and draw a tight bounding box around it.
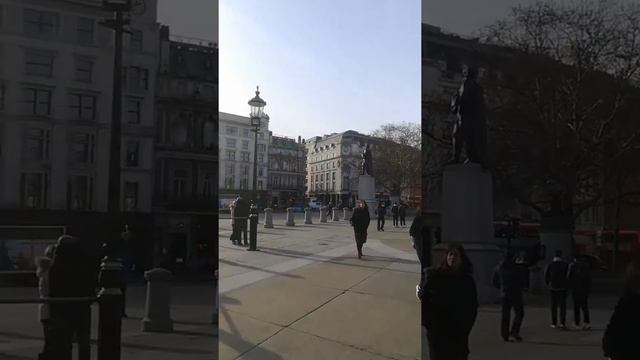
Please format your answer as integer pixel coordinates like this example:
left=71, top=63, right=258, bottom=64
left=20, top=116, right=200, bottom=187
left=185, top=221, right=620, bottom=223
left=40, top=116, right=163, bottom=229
left=358, top=175, right=377, bottom=218
left=304, top=208, right=313, bottom=224
left=332, top=208, right=340, bottom=221
left=286, top=207, right=295, bottom=226
left=320, top=206, right=328, bottom=223
left=440, top=164, right=502, bottom=304
left=264, top=208, right=274, bottom=228
left=142, top=268, right=173, bottom=332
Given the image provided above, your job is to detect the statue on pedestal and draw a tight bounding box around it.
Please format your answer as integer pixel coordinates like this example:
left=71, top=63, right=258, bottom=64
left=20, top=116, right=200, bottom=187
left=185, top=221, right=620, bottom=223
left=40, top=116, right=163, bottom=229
left=361, top=144, right=373, bottom=176
left=449, top=66, right=488, bottom=169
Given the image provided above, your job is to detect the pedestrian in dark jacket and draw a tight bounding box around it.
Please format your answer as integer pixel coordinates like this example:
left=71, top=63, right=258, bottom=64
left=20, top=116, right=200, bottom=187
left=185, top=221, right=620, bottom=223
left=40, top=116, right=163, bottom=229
left=493, top=251, right=530, bottom=342
left=350, top=200, right=371, bottom=259
left=399, top=203, right=407, bottom=226
left=544, top=250, right=569, bottom=328
left=49, top=235, right=96, bottom=360
left=567, top=254, right=591, bottom=330
left=36, top=245, right=55, bottom=360
left=419, top=243, right=478, bottom=360
left=375, top=203, right=386, bottom=231
left=391, top=203, right=400, bottom=227
left=603, top=255, right=640, bottom=360
left=235, top=195, right=250, bottom=246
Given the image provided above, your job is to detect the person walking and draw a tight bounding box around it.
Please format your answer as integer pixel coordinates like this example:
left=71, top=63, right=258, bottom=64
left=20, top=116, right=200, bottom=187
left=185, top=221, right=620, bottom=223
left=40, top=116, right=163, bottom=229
left=568, top=253, right=591, bottom=330
left=36, top=245, right=55, bottom=360
left=391, top=202, right=400, bottom=228
left=49, top=235, right=96, bottom=360
left=399, top=202, right=407, bottom=227
left=545, top=250, right=570, bottom=329
left=349, top=200, right=370, bottom=259
left=603, top=252, right=640, bottom=360
left=419, top=243, right=478, bottom=360
left=493, top=252, right=529, bottom=342
left=326, top=202, right=334, bottom=220
left=375, top=202, right=386, bottom=231
left=229, top=200, right=240, bottom=245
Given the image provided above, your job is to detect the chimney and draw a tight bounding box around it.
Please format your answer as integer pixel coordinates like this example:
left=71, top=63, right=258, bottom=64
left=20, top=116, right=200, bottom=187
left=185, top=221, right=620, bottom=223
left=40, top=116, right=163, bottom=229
left=298, top=136, right=301, bottom=144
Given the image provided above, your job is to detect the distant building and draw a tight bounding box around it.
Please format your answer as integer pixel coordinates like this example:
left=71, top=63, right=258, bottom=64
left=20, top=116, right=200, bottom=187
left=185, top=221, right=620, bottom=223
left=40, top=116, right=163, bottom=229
left=267, top=134, right=305, bottom=208
left=0, top=0, right=160, bottom=270
left=154, top=25, right=217, bottom=271
left=218, top=111, right=270, bottom=208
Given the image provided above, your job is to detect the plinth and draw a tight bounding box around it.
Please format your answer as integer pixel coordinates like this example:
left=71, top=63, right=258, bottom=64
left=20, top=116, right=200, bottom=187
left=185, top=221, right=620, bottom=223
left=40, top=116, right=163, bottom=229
left=358, top=174, right=377, bottom=218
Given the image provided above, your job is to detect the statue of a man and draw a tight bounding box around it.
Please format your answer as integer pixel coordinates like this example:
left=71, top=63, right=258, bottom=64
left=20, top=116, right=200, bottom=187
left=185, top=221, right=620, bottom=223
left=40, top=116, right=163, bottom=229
left=362, top=144, right=373, bottom=176
left=450, top=66, right=488, bottom=169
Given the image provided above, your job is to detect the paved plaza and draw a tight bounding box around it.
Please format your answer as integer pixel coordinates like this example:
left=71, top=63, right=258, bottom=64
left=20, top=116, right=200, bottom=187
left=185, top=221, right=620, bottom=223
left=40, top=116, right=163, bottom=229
left=220, top=212, right=619, bottom=360
left=0, top=283, right=216, bottom=360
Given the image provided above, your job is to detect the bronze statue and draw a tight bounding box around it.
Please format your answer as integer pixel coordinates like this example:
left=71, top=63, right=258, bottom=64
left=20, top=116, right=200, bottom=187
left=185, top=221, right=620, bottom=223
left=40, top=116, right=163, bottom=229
left=450, top=66, right=488, bottom=169
left=362, top=144, right=373, bottom=176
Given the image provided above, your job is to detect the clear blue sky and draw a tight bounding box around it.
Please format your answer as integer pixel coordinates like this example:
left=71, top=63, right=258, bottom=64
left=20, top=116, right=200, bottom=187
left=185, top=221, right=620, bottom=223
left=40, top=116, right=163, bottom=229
left=219, top=0, right=421, bottom=139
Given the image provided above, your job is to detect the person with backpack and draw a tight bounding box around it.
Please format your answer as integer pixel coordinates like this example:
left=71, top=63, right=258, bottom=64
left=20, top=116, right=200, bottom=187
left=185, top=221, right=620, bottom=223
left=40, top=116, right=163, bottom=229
left=544, top=250, right=570, bottom=329
left=391, top=202, right=400, bottom=228
left=568, top=253, right=592, bottom=330
left=493, top=251, right=530, bottom=342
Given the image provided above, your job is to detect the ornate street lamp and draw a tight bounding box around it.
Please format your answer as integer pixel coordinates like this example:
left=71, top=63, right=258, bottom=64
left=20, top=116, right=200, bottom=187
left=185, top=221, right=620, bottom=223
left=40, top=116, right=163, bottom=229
left=248, top=87, right=266, bottom=202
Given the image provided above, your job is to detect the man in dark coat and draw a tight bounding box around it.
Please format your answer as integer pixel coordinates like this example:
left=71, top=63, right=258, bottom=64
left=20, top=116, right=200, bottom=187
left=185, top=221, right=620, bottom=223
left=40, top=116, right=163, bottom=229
left=449, top=66, right=488, bottom=169
left=349, top=200, right=370, bottom=259
left=568, top=253, right=592, bottom=330
left=326, top=202, right=334, bottom=220
left=545, top=250, right=570, bottom=328
left=399, top=202, right=407, bottom=227
left=234, top=195, right=250, bottom=246
left=375, top=202, right=386, bottom=231
left=391, top=202, right=400, bottom=228
left=493, top=252, right=530, bottom=342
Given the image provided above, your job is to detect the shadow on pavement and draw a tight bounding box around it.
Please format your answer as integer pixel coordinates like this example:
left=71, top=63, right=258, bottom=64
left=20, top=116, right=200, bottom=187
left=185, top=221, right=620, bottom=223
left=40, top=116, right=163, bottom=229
left=219, top=259, right=304, bottom=279
left=219, top=302, right=284, bottom=360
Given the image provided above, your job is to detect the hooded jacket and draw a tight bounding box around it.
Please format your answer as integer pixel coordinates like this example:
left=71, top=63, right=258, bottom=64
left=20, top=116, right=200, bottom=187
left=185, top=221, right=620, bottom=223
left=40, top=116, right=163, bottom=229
left=545, top=257, right=569, bottom=291
left=36, top=256, right=53, bottom=321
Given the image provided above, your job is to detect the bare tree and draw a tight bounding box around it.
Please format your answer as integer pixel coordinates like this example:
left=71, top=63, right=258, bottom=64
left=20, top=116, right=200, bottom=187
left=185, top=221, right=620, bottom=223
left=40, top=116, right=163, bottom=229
left=370, top=123, right=421, bottom=197
left=478, top=0, right=640, bottom=235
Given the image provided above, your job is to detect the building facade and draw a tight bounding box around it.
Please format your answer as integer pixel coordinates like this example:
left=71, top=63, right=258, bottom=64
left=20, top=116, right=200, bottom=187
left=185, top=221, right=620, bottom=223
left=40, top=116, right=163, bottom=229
left=0, top=0, right=159, bottom=270
left=218, top=111, right=270, bottom=209
left=267, top=134, right=305, bottom=208
left=305, top=130, right=386, bottom=207
left=154, top=26, right=217, bottom=271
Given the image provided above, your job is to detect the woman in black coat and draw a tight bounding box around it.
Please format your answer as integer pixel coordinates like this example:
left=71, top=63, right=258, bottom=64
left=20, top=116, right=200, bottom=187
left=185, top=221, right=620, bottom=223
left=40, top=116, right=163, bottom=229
left=602, top=256, right=640, bottom=360
left=419, top=243, right=478, bottom=360
left=350, top=200, right=370, bottom=259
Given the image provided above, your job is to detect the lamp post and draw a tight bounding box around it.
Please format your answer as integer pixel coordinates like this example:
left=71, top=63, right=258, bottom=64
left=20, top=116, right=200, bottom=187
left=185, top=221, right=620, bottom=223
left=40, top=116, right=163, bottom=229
left=248, top=87, right=266, bottom=203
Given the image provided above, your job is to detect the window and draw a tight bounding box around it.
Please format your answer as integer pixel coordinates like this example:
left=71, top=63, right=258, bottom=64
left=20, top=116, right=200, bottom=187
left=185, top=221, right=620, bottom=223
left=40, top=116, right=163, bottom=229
left=332, top=172, right=336, bottom=180
left=172, top=169, right=187, bottom=199
left=123, top=182, right=138, bottom=211
left=242, top=140, right=249, bottom=150
left=125, top=141, right=139, bottom=167
left=239, top=178, right=248, bottom=190
left=258, top=167, right=264, bottom=176
left=21, top=172, right=48, bottom=208
left=126, top=98, right=141, bottom=124
left=258, top=153, right=264, bottom=163
left=23, top=88, right=51, bottom=115
left=25, top=128, right=49, bottom=161
left=125, top=66, right=149, bottom=90
left=77, top=17, right=94, bottom=44
left=258, top=180, right=263, bottom=190
left=68, top=175, right=93, bottom=210
left=258, top=132, right=264, bottom=140
left=23, top=9, right=58, bottom=36
left=25, top=51, right=54, bottom=77
left=129, top=29, right=143, bottom=51
left=70, top=133, right=94, bottom=163
left=241, top=165, right=249, bottom=177
left=226, top=150, right=235, bottom=161
left=226, top=138, right=236, bottom=148
left=224, top=164, right=235, bottom=189
left=225, top=126, right=238, bottom=135
left=257, top=144, right=266, bottom=152
left=69, top=94, right=96, bottom=120
left=202, top=174, right=213, bottom=199
left=242, top=128, right=250, bottom=137
left=241, top=151, right=250, bottom=162
left=74, top=57, right=93, bottom=82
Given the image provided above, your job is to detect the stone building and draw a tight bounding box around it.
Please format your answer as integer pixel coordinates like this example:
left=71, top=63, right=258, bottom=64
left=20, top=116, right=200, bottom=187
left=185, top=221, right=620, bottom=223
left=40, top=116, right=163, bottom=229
left=153, top=26, right=217, bottom=271
left=0, top=0, right=160, bottom=270
left=267, top=134, right=305, bottom=208
left=218, top=111, right=270, bottom=209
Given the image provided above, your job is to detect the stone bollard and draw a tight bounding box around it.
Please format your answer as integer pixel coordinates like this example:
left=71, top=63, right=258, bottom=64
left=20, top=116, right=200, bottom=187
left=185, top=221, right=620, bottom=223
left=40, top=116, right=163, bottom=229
left=304, top=208, right=313, bottom=224
left=264, top=208, right=274, bottom=228
left=97, top=249, right=124, bottom=360
left=333, top=208, right=340, bottom=221
left=142, top=268, right=173, bottom=332
left=320, top=206, right=328, bottom=223
left=286, top=207, right=296, bottom=226
left=342, top=208, right=349, bottom=221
